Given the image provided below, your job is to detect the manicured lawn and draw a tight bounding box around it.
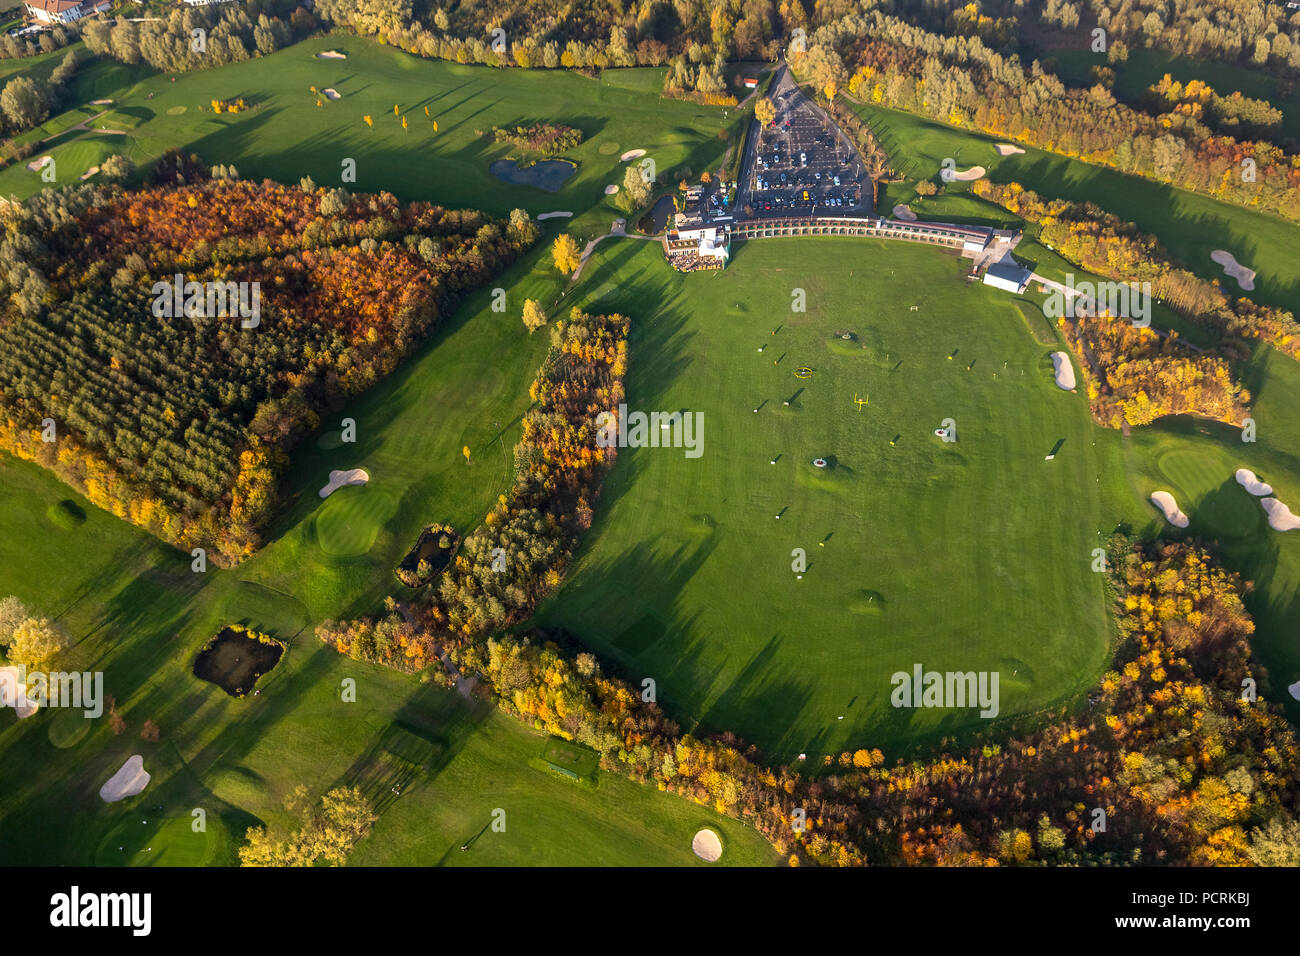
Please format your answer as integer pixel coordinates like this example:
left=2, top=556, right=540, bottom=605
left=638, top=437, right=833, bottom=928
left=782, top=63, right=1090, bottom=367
left=536, top=238, right=1115, bottom=759
left=0, top=36, right=737, bottom=243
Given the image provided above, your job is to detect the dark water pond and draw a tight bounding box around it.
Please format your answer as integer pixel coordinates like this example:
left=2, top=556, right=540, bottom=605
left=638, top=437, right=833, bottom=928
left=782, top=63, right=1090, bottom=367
left=490, top=158, right=577, bottom=192
left=193, top=628, right=283, bottom=697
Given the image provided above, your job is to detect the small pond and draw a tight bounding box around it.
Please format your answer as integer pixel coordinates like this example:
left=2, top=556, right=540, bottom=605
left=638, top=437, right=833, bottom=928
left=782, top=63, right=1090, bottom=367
left=193, top=627, right=284, bottom=697
left=489, top=158, right=577, bottom=192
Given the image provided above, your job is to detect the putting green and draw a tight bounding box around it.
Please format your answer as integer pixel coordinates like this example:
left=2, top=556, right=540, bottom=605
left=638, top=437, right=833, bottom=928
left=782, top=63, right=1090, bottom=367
left=95, top=813, right=227, bottom=867
left=47, top=708, right=91, bottom=749
left=314, top=487, right=397, bottom=557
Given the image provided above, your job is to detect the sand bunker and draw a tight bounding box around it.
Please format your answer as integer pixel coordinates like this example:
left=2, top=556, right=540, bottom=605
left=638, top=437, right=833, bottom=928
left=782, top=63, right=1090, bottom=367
left=321, top=88, right=341, bottom=100
left=0, top=666, right=39, bottom=719
left=995, top=143, right=1025, bottom=156
left=80, top=165, right=99, bottom=181
left=1210, top=250, right=1255, bottom=291
left=692, top=828, right=723, bottom=862
left=604, top=184, right=619, bottom=195
left=1050, top=351, right=1076, bottom=390
left=941, top=165, right=986, bottom=183
left=892, top=204, right=917, bottom=221
left=316, top=50, right=347, bottom=59
left=1289, top=680, right=1300, bottom=702
left=26, top=155, right=52, bottom=172
left=1235, top=468, right=1273, bottom=496
left=1261, top=498, right=1300, bottom=531
left=99, top=754, right=150, bottom=803
left=536, top=211, right=573, bottom=220
left=319, top=468, right=370, bottom=499
left=620, top=149, right=647, bottom=161
left=90, top=99, right=113, bottom=106
left=1150, top=491, right=1190, bottom=528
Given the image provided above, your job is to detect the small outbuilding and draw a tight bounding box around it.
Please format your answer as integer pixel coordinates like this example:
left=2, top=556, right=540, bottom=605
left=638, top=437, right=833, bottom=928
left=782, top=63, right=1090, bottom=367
left=983, top=261, right=1031, bottom=294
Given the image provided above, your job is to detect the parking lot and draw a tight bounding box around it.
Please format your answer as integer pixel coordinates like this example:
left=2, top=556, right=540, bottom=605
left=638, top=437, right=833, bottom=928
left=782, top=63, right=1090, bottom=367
left=737, top=66, right=873, bottom=220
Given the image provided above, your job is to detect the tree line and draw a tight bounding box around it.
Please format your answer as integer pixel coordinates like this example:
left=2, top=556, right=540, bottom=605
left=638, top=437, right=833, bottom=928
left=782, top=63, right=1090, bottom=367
left=794, top=9, right=1300, bottom=223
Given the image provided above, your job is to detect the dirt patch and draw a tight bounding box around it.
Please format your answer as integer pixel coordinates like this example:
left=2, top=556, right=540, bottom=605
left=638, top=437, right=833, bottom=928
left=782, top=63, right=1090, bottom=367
left=692, top=828, right=723, bottom=861
left=1050, top=351, right=1076, bottom=390
left=892, top=203, right=917, bottom=221
left=99, top=755, right=150, bottom=802
left=1261, top=498, right=1300, bottom=531
left=1235, top=468, right=1272, bottom=496
left=319, top=467, right=369, bottom=498
left=1210, top=250, right=1255, bottom=291
left=941, top=165, right=987, bottom=182
left=1150, top=491, right=1190, bottom=528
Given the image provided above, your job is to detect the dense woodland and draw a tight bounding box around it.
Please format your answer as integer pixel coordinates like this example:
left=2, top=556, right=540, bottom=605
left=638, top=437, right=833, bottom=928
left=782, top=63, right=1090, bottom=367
left=973, top=180, right=1300, bottom=361
left=0, top=164, right=537, bottom=564
left=1062, top=315, right=1249, bottom=428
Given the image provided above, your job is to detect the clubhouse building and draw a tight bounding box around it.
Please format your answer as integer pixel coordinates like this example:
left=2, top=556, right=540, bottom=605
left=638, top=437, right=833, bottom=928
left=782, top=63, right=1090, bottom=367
left=24, top=0, right=109, bottom=23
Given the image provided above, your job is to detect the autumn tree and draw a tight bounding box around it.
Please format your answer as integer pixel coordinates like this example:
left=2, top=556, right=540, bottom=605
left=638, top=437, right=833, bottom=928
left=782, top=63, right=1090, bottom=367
left=754, top=96, right=775, bottom=126
left=522, top=298, right=547, bottom=333
left=551, top=233, right=581, bottom=274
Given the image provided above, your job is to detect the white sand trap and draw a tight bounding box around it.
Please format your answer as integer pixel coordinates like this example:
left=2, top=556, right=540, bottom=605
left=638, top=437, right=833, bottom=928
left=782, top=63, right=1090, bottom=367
left=892, top=204, right=917, bottom=221
left=0, top=666, right=39, bottom=719
left=1235, top=468, right=1273, bottom=496
left=1150, top=491, right=1190, bottom=528
left=995, top=143, right=1025, bottom=156
left=620, top=149, right=647, bottom=161
left=536, top=211, right=573, bottom=220
left=691, top=828, right=723, bottom=862
left=604, top=184, right=619, bottom=195
left=1289, top=680, right=1300, bottom=701
left=80, top=165, right=99, bottom=181
left=1261, top=498, right=1300, bottom=531
left=315, top=50, right=347, bottom=59
left=322, top=88, right=341, bottom=100
left=99, top=754, right=150, bottom=803
left=1050, top=351, right=1076, bottom=390
left=90, top=99, right=114, bottom=106
left=941, top=165, right=986, bottom=183
left=319, top=468, right=369, bottom=499
left=1210, top=250, right=1255, bottom=291
left=26, top=155, right=52, bottom=172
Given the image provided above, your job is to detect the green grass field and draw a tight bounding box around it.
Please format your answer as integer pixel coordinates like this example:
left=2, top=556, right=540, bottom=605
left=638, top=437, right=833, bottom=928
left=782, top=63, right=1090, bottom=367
left=1, top=37, right=737, bottom=243
left=536, top=238, right=1116, bottom=758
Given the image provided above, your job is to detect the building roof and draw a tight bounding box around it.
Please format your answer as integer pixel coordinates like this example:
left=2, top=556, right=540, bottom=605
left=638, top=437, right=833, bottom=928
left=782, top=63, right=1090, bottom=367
left=985, top=261, right=1031, bottom=285
left=27, top=0, right=84, bottom=12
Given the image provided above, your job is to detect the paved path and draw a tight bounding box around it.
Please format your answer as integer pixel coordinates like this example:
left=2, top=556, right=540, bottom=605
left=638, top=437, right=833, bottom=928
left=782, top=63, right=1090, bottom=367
left=571, top=218, right=660, bottom=282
